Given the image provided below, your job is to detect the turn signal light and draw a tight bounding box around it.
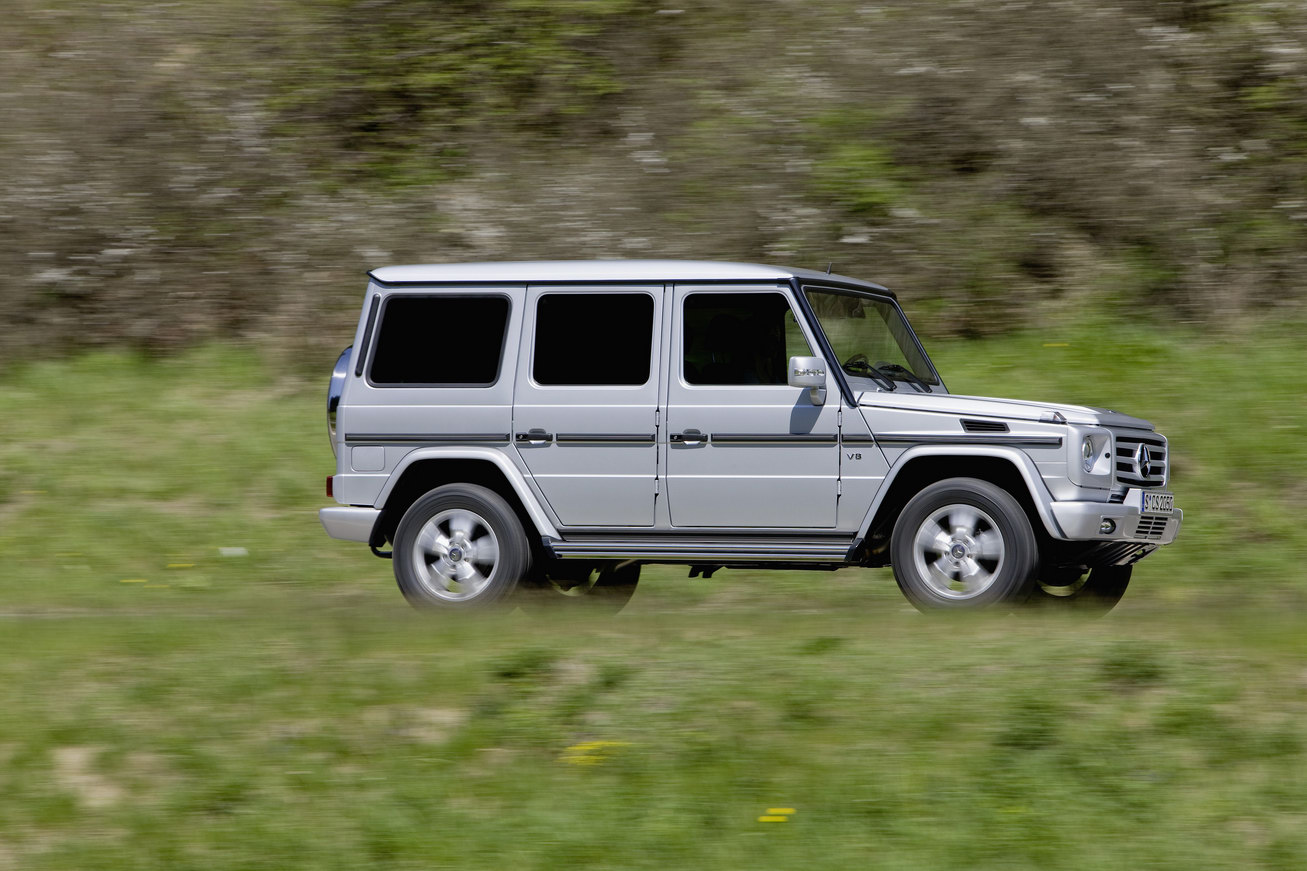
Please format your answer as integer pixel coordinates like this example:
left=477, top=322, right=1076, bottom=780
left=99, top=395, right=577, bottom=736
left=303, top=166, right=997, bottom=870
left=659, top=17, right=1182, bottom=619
left=326, top=476, right=334, bottom=498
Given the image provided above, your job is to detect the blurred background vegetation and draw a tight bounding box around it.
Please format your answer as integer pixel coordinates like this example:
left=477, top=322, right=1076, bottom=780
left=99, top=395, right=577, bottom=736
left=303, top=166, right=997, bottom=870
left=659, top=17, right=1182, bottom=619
left=3, top=2, right=1307, bottom=868
left=4, top=0, right=1307, bottom=362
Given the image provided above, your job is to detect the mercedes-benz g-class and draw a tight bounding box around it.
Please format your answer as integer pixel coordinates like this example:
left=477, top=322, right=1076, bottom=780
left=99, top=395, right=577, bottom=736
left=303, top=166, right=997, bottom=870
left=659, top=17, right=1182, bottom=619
left=321, top=261, right=1180, bottom=612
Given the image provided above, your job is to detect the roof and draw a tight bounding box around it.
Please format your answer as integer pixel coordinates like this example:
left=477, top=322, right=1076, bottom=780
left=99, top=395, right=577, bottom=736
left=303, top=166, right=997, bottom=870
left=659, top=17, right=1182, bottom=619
left=367, top=260, right=893, bottom=295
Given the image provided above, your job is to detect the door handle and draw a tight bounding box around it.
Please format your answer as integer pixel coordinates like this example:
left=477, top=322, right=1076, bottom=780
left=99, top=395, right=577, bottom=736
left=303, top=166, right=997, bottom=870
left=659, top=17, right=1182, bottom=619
left=514, top=428, right=553, bottom=444
left=670, top=429, right=705, bottom=445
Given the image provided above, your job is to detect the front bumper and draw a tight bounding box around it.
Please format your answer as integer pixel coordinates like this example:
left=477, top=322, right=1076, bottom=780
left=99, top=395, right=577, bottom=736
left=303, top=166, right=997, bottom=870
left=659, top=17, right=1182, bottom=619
left=1049, top=488, right=1181, bottom=545
left=320, top=506, right=381, bottom=543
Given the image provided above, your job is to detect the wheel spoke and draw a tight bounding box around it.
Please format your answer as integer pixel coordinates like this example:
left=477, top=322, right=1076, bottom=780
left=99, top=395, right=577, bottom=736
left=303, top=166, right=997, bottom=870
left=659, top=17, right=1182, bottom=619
left=431, top=556, right=459, bottom=584
left=915, top=523, right=951, bottom=555
left=458, top=564, right=488, bottom=592
left=448, top=513, right=475, bottom=539
left=948, top=506, right=979, bottom=538
left=471, top=534, right=498, bottom=565
left=929, top=555, right=956, bottom=583
left=958, top=556, right=984, bottom=580
left=974, top=529, right=1003, bottom=560
left=416, top=524, right=449, bottom=558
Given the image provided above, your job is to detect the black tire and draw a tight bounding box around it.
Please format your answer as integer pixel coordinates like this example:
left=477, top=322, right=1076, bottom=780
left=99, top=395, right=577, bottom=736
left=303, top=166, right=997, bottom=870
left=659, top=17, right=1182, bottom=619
left=516, top=562, right=641, bottom=614
left=890, top=477, right=1038, bottom=612
left=1030, top=565, right=1131, bottom=614
left=392, top=484, right=530, bottom=610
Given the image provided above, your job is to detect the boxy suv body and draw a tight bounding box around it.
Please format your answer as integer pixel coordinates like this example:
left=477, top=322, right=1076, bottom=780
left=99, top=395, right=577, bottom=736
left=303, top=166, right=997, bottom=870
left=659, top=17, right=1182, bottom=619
left=321, top=261, right=1180, bottom=612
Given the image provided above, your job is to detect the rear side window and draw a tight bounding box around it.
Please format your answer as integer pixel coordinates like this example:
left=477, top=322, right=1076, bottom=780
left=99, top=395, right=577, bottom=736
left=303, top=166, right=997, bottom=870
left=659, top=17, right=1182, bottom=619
left=369, top=295, right=509, bottom=386
left=533, top=293, right=655, bottom=386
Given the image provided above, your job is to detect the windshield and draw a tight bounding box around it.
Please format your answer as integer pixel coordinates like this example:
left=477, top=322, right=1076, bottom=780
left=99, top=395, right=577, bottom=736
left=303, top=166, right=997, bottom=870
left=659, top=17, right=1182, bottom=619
left=804, top=287, right=940, bottom=387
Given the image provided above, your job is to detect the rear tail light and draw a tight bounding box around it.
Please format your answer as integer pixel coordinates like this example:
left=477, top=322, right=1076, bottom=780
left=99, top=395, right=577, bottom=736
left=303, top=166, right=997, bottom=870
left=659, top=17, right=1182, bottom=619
left=326, top=476, right=334, bottom=498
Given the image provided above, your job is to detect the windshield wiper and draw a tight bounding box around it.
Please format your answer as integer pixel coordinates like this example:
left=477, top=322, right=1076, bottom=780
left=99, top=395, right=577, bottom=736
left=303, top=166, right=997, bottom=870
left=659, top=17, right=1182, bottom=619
left=872, top=362, right=930, bottom=393
left=843, top=358, right=897, bottom=391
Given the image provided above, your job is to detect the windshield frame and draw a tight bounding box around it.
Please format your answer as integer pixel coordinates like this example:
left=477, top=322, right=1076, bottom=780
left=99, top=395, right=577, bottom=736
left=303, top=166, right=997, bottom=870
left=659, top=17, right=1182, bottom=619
left=794, top=281, right=946, bottom=400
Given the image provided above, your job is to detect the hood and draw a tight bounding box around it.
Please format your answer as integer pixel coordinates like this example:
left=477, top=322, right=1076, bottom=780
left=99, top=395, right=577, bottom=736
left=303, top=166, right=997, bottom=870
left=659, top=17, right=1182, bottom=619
left=857, top=391, right=1154, bottom=430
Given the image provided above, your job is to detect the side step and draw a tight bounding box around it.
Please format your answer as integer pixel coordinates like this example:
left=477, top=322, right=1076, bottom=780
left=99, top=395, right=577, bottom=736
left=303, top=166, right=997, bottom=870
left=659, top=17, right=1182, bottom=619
left=544, top=535, right=860, bottom=564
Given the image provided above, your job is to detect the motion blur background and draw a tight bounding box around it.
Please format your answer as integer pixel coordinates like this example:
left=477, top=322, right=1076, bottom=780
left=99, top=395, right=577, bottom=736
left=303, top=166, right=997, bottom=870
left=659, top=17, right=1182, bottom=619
left=1, top=2, right=1306, bottom=869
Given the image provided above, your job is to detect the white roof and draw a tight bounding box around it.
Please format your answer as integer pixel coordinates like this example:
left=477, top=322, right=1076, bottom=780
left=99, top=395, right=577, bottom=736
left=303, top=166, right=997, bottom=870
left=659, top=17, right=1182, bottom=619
left=367, top=260, right=890, bottom=293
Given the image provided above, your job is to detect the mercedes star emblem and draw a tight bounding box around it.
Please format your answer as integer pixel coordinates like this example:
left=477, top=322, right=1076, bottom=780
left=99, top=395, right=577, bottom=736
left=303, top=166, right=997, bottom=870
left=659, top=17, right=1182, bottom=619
left=1134, top=443, right=1152, bottom=478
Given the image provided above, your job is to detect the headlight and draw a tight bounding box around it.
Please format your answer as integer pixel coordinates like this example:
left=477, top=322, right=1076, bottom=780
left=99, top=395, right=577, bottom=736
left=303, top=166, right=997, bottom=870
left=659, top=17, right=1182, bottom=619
left=1069, top=426, right=1114, bottom=487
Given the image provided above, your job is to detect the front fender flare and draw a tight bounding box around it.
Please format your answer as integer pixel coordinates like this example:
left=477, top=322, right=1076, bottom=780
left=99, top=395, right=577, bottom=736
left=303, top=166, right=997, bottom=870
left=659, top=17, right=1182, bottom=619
left=377, top=447, right=560, bottom=539
left=857, top=444, right=1065, bottom=540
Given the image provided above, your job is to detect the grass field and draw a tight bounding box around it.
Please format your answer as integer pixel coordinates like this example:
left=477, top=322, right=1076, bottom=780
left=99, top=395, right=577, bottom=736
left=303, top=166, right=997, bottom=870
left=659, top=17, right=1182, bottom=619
left=1, top=321, right=1305, bottom=869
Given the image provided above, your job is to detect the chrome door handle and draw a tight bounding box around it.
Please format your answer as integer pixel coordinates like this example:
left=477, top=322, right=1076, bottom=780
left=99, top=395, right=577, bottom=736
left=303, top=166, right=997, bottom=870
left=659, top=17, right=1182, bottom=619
left=670, top=429, right=705, bottom=445
left=515, top=428, right=553, bottom=444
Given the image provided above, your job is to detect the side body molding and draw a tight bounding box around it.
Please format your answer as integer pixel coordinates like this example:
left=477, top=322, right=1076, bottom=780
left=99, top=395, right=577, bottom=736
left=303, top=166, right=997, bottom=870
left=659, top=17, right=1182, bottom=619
left=857, top=444, right=1066, bottom=540
left=376, top=447, right=561, bottom=540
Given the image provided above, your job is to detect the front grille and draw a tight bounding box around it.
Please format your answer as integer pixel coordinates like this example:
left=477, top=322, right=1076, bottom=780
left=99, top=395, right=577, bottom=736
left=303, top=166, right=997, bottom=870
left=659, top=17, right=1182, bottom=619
left=1133, top=514, right=1170, bottom=540
left=1112, top=429, right=1168, bottom=488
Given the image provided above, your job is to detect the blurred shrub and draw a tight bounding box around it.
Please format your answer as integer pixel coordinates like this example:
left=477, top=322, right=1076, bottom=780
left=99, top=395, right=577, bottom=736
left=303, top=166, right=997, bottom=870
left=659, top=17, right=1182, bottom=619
left=272, top=0, right=647, bottom=185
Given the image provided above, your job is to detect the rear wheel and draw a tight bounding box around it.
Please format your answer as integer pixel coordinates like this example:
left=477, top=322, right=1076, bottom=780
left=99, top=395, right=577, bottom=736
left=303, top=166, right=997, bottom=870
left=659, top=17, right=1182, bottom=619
left=393, top=484, right=529, bottom=609
left=890, top=478, right=1038, bottom=611
left=1031, top=565, right=1131, bottom=614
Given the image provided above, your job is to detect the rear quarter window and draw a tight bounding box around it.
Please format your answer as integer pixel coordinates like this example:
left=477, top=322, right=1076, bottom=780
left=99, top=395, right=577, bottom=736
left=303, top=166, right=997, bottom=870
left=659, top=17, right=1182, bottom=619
left=369, top=295, right=510, bottom=386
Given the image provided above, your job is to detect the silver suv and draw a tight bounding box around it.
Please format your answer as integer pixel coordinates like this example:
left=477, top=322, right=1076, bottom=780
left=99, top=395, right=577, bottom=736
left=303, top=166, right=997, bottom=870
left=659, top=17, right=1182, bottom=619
left=321, top=261, right=1180, bottom=612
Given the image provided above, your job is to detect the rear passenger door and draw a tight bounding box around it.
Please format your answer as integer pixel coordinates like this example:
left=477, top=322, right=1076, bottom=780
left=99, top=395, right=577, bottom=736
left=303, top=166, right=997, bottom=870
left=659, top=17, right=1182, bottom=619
left=663, top=285, right=840, bottom=528
left=512, top=286, right=662, bottom=527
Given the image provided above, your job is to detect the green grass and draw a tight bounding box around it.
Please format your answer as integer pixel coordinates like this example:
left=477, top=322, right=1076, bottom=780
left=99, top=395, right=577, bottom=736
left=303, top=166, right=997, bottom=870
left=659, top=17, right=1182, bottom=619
left=0, top=323, right=1305, bottom=869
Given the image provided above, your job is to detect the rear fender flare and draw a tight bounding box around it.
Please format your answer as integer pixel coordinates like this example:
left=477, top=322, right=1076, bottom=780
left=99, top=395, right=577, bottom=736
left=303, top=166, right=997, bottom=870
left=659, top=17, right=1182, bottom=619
left=377, top=447, right=560, bottom=539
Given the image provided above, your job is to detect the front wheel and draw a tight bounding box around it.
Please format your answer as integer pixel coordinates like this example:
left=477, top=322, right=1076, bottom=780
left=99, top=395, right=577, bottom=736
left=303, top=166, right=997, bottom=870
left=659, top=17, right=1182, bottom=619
left=1030, top=565, right=1131, bottom=614
left=890, top=478, right=1038, bottom=612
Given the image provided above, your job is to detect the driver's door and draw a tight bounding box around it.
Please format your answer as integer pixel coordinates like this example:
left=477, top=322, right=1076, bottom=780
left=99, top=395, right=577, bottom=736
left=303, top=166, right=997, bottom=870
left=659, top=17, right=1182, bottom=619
left=663, top=285, right=841, bottom=528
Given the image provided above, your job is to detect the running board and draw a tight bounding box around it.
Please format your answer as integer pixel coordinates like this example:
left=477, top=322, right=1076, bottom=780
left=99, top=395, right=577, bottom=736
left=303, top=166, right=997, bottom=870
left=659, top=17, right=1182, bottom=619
left=543, top=535, right=861, bottom=564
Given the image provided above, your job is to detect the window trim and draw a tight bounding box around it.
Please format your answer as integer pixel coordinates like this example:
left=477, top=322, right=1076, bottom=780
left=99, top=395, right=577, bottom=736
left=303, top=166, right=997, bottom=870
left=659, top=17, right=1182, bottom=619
left=678, top=288, right=816, bottom=389
left=355, top=295, right=380, bottom=377
left=528, top=289, right=658, bottom=389
left=799, top=282, right=945, bottom=390
left=365, top=291, right=513, bottom=389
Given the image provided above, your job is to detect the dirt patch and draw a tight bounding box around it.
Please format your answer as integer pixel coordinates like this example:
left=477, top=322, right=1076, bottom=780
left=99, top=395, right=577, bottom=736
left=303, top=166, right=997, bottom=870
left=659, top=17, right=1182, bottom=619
left=554, top=659, right=597, bottom=686
left=397, top=707, right=468, bottom=744
left=360, top=706, right=468, bottom=744
left=52, top=746, right=123, bottom=809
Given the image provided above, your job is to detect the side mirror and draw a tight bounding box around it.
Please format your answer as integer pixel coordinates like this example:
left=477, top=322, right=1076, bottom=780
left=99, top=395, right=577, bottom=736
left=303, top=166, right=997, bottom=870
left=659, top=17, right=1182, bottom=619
left=788, top=355, right=827, bottom=406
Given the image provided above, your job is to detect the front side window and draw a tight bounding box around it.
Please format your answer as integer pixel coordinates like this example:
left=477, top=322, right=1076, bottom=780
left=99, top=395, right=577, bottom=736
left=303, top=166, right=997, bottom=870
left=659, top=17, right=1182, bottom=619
left=533, top=293, right=654, bottom=386
left=804, top=287, right=939, bottom=387
left=682, top=292, right=813, bottom=386
left=370, top=295, right=509, bottom=386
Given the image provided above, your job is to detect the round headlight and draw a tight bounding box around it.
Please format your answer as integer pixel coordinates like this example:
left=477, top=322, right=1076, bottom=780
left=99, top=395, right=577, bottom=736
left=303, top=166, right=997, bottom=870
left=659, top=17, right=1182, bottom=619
left=1082, top=435, right=1095, bottom=472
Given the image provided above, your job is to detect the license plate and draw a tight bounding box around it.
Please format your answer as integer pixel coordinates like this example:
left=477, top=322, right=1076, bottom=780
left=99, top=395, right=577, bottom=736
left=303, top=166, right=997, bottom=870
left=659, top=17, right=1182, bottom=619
left=1143, top=492, right=1174, bottom=514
